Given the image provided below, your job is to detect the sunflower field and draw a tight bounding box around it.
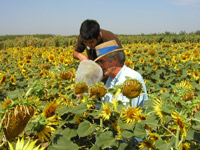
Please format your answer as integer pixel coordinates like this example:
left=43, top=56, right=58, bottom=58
left=0, top=42, right=200, bottom=150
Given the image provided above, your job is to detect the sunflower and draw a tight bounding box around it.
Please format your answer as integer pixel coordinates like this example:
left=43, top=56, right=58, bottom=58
left=120, top=106, right=143, bottom=124
left=139, top=58, right=145, bottom=63
left=8, top=137, right=45, bottom=150
left=147, top=132, right=160, bottom=142
left=59, top=56, right=65, bottom=64
left=180, top=55, right=189, bottom=63
left=1, top=97, right=11, bottom=109
left=0, top=72, right=6, bottom=85
left=152, top=98, right=164, bottom=120
left=33, top=115, right=58, bottom=143
left=171, top=111, right=187, bottom=140
left=111, top=120, right=122, bottom=140
left=10, top=75, right=16, bottom=85
left=42, top=99, right=62, bottom=118
left=111, top=99, right=119, bottom=111
left=138, top=139, right=155, bottom=150
left=98, top=102, right=112, bottom=120
left=176, top=80, right=192, bottom=89
left=148, top=57, right=155, bottom=64
left=18, top=61, right=24, bottom=68
left=193, top=69, right=199, bottom=80
left=125, top=59, right=132, bottom=67
left=187, top=69, right=192, bottom=76
left=160, top=88, right=167, bottom=93
left=153, top=65, right=158, bottom=71
left=49, top=54, right=55, bottom=62
left=180, top=142, right=191, bottom=150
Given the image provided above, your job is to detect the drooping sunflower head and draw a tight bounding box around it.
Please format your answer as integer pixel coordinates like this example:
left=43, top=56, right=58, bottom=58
left=148, top=49, right=156, bottom=56
left=89, top=82, right=107, bottom=98
left=0, top=98, right=36, bottom=140
left=59, top=70, right=73, bottom=81
left=122, top=78, right=142, bottom=99
left=182, top=90, right=196, bottom=102
left=41, top=63, right=51, bottom=70
left=74, top=81, right=88, bottom=95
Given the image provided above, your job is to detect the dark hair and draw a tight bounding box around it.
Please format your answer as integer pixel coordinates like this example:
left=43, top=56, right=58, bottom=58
left=80, top=19, right=100, bottom=40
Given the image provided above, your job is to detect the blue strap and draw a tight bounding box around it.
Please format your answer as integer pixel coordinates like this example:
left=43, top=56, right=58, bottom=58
left=96, top=45, right=119, bottom=56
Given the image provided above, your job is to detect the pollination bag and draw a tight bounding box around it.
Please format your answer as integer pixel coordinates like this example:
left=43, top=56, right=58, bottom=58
left=75, top=60, right=103, bottom=86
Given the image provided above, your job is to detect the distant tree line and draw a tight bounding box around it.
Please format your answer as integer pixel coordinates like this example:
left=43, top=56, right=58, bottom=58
left=0, top=30, right=200, bottom=49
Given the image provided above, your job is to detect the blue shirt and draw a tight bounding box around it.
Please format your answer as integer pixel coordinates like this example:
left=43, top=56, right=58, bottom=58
left=103, top=65, right=148, bottom=108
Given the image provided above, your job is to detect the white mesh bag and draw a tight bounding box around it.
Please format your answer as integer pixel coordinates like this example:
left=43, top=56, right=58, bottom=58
left=75, top=60, right=103, bottom=86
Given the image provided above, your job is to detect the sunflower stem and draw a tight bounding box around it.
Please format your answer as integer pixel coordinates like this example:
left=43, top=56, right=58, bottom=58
left=175, top=126, right=180, bottom=150
left=129, top=98, right=132, bottom=108
left=100, top=118, right=103, bottom=132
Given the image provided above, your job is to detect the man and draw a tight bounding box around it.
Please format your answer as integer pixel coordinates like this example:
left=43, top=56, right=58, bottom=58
left=73, top=19, right=122, bottom=61
left=94, top=40, right=148, bottom=108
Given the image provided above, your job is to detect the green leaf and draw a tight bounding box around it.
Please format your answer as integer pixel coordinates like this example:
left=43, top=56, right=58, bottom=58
left=121, top=130, right=134, bottom=139
left=118, top=143, right=128, bottom=150
left=186, top=130, right=195, bottom=140
left=143, top=115, right=159, bottom=128
left=192, top=122, right=200, bottom=130
left=48, top=137, right=79, bottom=150
left=62, top=128, right=77, bottom=140
left=133, top=123, right=146, bottom=138
left=161, top=104, right=174, bottom=114
left=154, top=139, right=173, bottom=150
left=7, top=89, right=24, bottom=100
left=118, top=119, right=135, bottom=130
left=195, top=111, right=200, bottom=119
left=69, top=103, right=87, bottom=116
left=77, top=120, right=96, bottom=137
left=95, top=131, right=117, bottom=148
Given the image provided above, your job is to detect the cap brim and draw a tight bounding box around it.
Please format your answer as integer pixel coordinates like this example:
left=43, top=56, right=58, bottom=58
left=94, top=48, right=124, bottom=62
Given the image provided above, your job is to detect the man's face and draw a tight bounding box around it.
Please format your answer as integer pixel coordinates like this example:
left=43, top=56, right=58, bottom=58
left=83, top=38, right=98, bottom=50
left=96, top=56, right=115, bottom=77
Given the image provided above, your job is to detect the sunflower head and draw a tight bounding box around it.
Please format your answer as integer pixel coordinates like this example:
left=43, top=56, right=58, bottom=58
left=120, top=106, right=143, bottom=124
left=89, top=82, right=107, bottom=98
left=98, top=102, right=112, bottom=120
left=122, top=78, right=142, bottom=99
left=182, top=90, right=196, bottom=102
left=59, top=70, right=72, bottom=80
left=0, top=98, right=35, bottom=140
left=43, top=99, right=61, bottom=118
left=148, top=49, right=156, bottom=56
left=8, top=137, right=45, bottom=150
left=0, top=72, right=7, bottom=85
left=41, top=63, right=51, bottom=70
left=74, top=81, right=88, bottom=95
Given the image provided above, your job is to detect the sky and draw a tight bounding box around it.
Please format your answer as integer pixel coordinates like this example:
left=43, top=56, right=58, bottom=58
left=0, top=0, right=200, bottom=36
